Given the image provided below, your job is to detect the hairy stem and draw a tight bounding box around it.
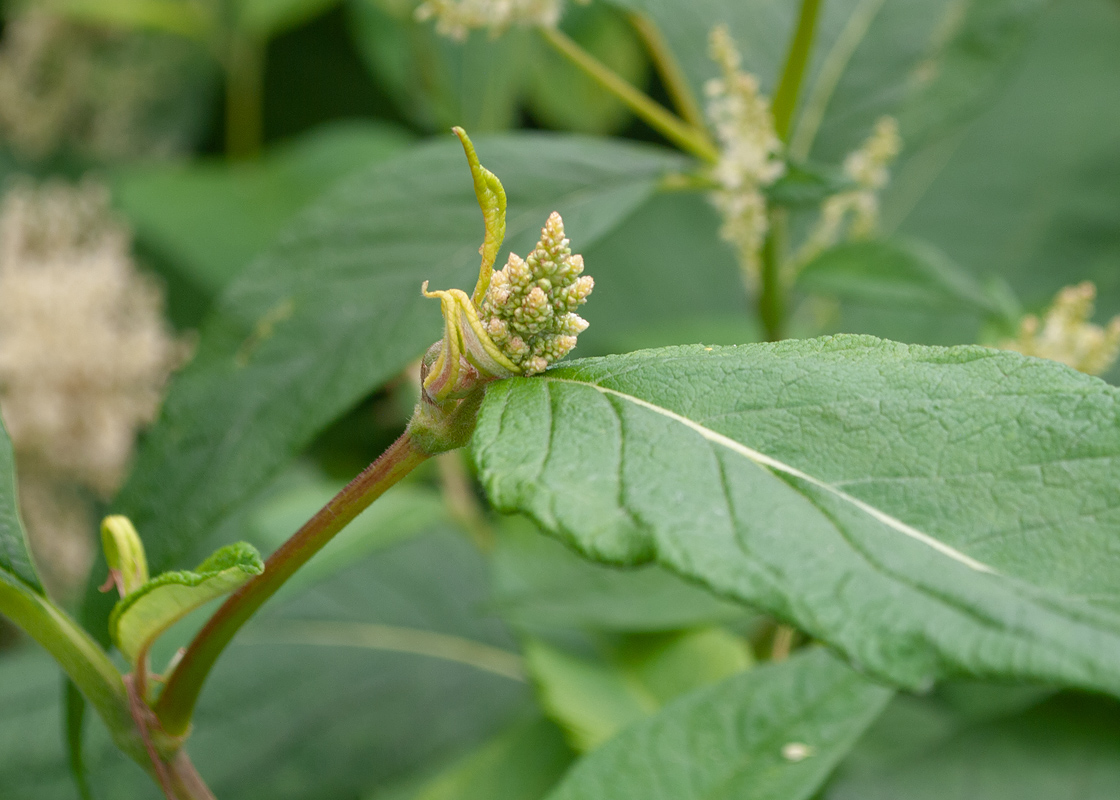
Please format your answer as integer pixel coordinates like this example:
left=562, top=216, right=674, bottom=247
left=627, top=11, right=706, bottom=131
left=771, top=0, right=824, bottom=141
left=153, top=432, right=430, bottom=736
left=539, top=26, right=719, bottom=163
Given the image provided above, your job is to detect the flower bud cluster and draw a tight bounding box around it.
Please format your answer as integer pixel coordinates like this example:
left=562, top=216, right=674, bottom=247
left=416, top=0, right=566, bottom=40
left=704, top=25, right=784, bottom=290
left=795, top=116, right=901, bottom=270
left=478, top=211, right=592, bottom=375
left=1001, top=281, right=1120, bottom=376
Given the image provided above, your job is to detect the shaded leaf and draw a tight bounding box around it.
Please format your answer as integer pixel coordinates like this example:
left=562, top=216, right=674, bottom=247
left=526, top=627, right=752, bottom=751
left=473, top=338, right=1120, bottom=694
left=827, top=692, right=1120, bottom=800
left=0, top=414, right=41, bottom=591
left=796, top=237, right=1003, bottom=315
left=369, top=716, right=574, bottom=800
left=109, top=542, right=263, bottom=664
left=492, top=516, right=750, bottom=631
left=544, top=647, right=892, bottom=800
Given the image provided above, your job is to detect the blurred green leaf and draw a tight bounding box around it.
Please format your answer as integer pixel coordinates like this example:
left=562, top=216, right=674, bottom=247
left=766, top=160, right=854, bottom=208
left=0, top=414, right=42, bottom=592
left=10, top=531, right=529, bottom=799
left=826, top=692, right=1120, bottom=800
left=525, top=3, right=649, bottom=135
left=473, top=339, right=1120, bottom=694
left=525, top=627, right=751, bottom=752
left=369, top=716, right=574, bottom=800
left=796, top=237, right=1004, bottom=315
left=492, top=517, right=750, bottom=631
left=347, top=0, right=529, bottom=132
left=544, top=647, right=892, bottom=800
left=109, top=542, right=263, bottom=665
left=113, top=121, right=413, bottom=293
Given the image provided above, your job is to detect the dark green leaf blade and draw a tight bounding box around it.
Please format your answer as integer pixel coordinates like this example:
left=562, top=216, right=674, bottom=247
left=473, top=337, right=1120, bottom=694
left=109, top=133, right=680, bottom=584
left=544, top=647, right=892, bottom=800
left=0, top=414, right=42, bottom=592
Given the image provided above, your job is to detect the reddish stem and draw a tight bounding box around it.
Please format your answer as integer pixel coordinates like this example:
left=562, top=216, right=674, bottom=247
left=152, top=431, right=429, bottom=736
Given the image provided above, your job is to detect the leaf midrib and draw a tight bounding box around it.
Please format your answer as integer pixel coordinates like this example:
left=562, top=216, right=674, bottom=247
left=543, top=376, right=996, bottom=575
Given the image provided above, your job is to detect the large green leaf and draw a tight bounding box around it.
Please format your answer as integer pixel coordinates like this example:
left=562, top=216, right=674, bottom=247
left=543, top=647, right=892, bottom=800
left=473, top=337, right=1120, bottom=694
left=101, top=133, right=679, bottom=592
left=0, top=415, right=41, bottom=592
left=826, top=692, right=1120, bottom=800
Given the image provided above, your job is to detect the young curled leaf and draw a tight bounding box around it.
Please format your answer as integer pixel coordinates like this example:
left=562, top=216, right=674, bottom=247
left=109, top=542, right=263, bottom=667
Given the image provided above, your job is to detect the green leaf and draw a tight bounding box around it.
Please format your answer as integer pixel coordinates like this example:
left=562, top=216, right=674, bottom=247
left=102, top=133, right=678, bottom=594
left=766, top=160, right=854, bottom=208
left=473, top=337, right=1120, bottom=695
left=543, top=647, right=893, bottom=800
left=526, top=628, right=752, bottom=751
left=369, top=716, right=574, bottom=800
left=113, top=121, right=413, bottom=294
left=0, top=414, right=42, bottom=592
left=826, top=692, right=1120, bottom=800
left=109, top=542, right=264, bottom=665
left=796, top=237, right=1004, bottom=315
left=492, top=516, right=751, bottom=631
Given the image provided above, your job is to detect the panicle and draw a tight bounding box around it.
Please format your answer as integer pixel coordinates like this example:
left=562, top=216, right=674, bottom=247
left=416, top=0, right=569, bottom=40
left=1000, top=281, right=1120, bottom=376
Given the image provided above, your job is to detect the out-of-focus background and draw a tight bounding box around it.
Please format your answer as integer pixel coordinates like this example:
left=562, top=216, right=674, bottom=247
left=2, top=0, right=1120, bottom=798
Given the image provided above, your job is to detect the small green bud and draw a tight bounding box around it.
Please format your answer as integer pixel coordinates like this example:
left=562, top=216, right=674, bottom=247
left=100, top=515, right=149, bottom=596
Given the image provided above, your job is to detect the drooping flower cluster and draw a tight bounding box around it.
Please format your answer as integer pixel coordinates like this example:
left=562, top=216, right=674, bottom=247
left=704, top=25, right=785, bottom=290
left=415, top=0, right=566, bottom=39
left=796, top=116, right=902, bottom=267
left=1000, top=282, right=1120, bottom=375
left=478, top=211, right=593, bottom=375
left=0, top=180, right=185, bottom=594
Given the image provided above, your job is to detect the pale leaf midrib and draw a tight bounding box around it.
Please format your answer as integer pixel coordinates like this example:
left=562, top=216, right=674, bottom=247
left=543, top=377, right=995, bottom=575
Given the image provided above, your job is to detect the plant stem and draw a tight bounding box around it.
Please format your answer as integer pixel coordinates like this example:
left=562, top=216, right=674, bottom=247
left=539, top=26, right=719, bottom=163
left=167, top=752, right=217, bottom=800
left=627, top=11, right=706, bottom=132
left=759, top=209, right=788, bottom=341
left=153, top=431, right=430, bottom=736
left=223, top=32, right=265, bottom=159
left=436, top=451, right=494, bottom=552
left=771, top=0, right=823, bottom=142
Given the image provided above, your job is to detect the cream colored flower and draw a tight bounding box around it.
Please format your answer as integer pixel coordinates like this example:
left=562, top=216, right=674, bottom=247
left=0, top=179, right=185, bottom=596
left=416, top=0, right=566, bottom=39
left=1000, top=282, right=1120, bottom=376
left=795, top=116, right=901, bottom=269
left=704, top=25, right=784, bottom=290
